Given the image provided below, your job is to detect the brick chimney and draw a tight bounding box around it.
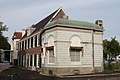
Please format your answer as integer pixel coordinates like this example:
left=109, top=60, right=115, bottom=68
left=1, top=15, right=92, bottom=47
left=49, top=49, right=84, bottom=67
left=95, top=20, right=103, bottom=28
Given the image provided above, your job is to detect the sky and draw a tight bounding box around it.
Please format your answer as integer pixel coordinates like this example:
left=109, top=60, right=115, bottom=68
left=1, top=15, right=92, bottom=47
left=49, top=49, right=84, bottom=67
left=0, top=0, right=120, bottom=42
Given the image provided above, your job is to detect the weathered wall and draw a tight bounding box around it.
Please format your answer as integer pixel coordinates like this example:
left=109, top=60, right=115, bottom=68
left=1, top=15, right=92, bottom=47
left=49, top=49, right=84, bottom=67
left=41, top=27, right=103, bottom=75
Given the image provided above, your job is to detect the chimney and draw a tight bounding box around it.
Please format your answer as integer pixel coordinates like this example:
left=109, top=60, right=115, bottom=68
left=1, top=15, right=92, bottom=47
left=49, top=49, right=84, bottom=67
left=95, top=20, right=103, bottom=28
left=22, top=28, right=26, bottom=37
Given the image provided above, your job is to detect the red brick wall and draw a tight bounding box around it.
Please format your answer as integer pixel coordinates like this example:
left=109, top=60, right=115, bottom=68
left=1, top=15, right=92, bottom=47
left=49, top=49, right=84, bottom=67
left=18, top=46, right=41, bottom=55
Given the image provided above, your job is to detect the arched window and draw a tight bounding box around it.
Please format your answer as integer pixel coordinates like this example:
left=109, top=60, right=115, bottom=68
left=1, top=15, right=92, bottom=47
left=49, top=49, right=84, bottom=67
left=48, top=35, right=54, bottom=46
left=47, top=35, right=54, bottom=63
left=70, top=35, right=81, bottom=47
left=70, top=35, right=83, bottom=62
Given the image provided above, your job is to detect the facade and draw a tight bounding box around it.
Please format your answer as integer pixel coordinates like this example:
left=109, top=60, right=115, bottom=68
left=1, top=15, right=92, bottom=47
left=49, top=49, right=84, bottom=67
left=17, top=8, right=104, bottom=75
left=11, top=32, right=22, bottom=65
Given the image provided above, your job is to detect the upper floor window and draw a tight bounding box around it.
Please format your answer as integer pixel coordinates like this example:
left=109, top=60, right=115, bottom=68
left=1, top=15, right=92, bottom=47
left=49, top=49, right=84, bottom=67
left=28, top=39, right=30, bottom=48
left=22, top=41, right=24, bottom=50
left=31, top=37, right=33, bottom=48
left=37, top=34, right=40, bottom=46
left=25, top=40, right=27, bottom=49
left=35, top=35, right=37, bottom=47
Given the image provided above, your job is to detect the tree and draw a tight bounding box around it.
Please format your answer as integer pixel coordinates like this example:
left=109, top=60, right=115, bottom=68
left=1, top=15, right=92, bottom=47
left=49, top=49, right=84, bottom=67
left=0, top=22, right=8, bottom=35
left=0, top=21, right=10, bottom=61
left=110, top=37, right=120, bottom=60
left=0, top=35, right=10, bottom=50
left=103, top=37, right=120, bottom=61
left=103, top=37, right=120, bottom=70
left=103, top=39, right=110, bottom=60
left=0, top=21, right=10, bottom=49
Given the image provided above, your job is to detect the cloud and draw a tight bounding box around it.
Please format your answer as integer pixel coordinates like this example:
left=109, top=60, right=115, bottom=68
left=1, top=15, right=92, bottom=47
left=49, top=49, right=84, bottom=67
left=1, top=0, right=120, bottom=42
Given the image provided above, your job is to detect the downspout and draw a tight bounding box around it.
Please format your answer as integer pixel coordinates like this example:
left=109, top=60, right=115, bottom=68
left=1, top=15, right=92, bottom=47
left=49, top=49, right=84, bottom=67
left=92, top=30, right=95, bottom=73
left=39, top=34, right=42, bottom=68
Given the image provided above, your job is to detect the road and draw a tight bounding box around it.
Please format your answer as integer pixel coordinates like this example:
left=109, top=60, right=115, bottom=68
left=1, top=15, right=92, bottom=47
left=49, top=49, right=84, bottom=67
left=0, top=63, right=12, bottom=72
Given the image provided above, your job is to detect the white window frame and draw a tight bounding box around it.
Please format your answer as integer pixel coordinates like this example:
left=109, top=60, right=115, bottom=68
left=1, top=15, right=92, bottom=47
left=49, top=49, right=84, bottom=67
left=70, top=47, right=83, bottom=65
left=70, top=49, right=80, bottom=62
left=46, top=46, right=54, bottom=64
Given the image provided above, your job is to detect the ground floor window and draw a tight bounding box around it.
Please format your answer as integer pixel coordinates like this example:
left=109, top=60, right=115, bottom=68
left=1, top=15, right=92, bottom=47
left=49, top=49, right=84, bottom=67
left=49, top=49, right=54, bottom=63
left=38, top=54, right=41, bottom=68
left=27, top=55, right=29, bottom=66
left=30, top=55, right=32, bottom=66
left=34, top=54, right=36, bottom=66
left=46, top=46, right=54, bottom=63
left=70, top=47, right=83, bottom=62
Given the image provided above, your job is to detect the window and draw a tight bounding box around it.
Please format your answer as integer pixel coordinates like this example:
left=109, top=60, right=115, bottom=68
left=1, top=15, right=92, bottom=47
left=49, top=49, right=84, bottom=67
left=46, top=46, right=54, bottom=63
left=38, top=34, right=41, bottom=45
left=30, top=55, right=32, bottom=66
left=31, top=37, right=33, bottom=48
left=25, top=40, right=27, bottom=49
left=27, top=55, right=29, bottom=66
left=34, top=54, right=36, bottom=66
left=70, top=47, right=83, bottom=62
left=28, top=39, right=30, bottom=48
left=35, top=35, right=37, bottom=47
left=22, top=41, right=24, bottom=50
left=49, top=49, right=54, bottom=63
left=38, top=54, right=41, bottom=68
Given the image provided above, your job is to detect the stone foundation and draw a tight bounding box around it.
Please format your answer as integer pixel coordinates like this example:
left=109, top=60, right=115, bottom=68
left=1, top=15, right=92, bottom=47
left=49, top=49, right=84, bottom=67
left=41, top=67, right=102, bottom=75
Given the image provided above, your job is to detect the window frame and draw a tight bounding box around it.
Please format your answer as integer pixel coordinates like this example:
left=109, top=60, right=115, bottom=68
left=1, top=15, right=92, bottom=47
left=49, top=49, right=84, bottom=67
left=46, top=46, right=54, bottom=64
left=70, top=46, right=83, bottom=62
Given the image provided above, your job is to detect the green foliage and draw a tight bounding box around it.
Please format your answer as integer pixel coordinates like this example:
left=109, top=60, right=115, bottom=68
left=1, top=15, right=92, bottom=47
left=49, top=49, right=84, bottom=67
left=104, top=62, right=120, bottom=72
left=0, top=35, right=10, bottom=50
left=110, top=37, right=120, bottom=58
left=0, top=22, right=8, bottom=35
left=103, top=37, right=120, bottom=60
left=103, top=37, right=120, bottom=71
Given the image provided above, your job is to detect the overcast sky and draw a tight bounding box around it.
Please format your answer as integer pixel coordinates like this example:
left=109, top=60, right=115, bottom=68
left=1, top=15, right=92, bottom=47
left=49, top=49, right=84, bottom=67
left=0, top=0, right=120, bottom=42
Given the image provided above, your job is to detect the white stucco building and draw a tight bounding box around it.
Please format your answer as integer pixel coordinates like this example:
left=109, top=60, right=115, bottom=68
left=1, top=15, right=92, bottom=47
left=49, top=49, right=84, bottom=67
left=17, top=8, right=104, bottom=75
left=41, top=18, right=104, bottom=75
left=11, top=32, right=22, bottom=65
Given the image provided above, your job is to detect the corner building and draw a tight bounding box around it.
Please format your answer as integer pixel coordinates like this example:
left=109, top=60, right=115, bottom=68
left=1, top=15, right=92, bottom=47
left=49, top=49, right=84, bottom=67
left=17, top=8, right=104, bottom=75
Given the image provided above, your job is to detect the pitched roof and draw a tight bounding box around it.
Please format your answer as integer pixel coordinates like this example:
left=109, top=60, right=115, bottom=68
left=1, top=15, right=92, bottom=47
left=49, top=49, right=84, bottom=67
left=12, top=32, right=22, bottom=40
left=31, top=8, right=66, bottom=35
left=20, top=32, right=27, bottom=40
left=45, top=18, right=103, bottom=31
left=20, top=8, right=66, bottom=40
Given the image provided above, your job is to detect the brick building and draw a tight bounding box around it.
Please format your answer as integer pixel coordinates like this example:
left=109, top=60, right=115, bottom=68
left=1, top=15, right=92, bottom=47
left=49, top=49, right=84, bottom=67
left=17, top=8, right=104, bottom=75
